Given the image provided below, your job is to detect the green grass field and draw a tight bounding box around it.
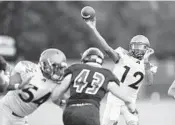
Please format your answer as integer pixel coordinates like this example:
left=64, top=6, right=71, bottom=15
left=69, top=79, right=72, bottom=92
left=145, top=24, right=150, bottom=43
left=27, top=99, right=175, bottom=125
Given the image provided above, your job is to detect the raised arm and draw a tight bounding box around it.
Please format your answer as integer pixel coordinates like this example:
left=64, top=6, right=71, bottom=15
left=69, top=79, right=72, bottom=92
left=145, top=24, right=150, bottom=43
left=143, top=48, right=157, bottom=86
left=83, top=18, right=120, bottom=63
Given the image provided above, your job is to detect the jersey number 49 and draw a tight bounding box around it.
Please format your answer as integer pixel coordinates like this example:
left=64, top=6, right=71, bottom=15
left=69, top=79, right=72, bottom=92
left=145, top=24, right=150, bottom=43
left=73, top=69, right=105, bottom=95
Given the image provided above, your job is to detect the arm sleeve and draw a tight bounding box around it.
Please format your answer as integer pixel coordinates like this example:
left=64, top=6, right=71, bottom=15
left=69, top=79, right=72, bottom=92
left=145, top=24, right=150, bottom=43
left=106, top=69, right=120, bottom=89
left=12, top=61, right=36, bottom=82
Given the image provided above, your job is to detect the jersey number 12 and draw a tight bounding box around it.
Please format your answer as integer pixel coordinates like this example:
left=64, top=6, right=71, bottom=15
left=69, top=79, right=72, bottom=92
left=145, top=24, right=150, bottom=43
left=121, top=66, right=144, bottom=90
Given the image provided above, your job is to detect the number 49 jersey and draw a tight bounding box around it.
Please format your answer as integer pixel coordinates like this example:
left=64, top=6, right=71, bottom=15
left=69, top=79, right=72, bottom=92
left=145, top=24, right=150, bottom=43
left=113, top=47, right=146, bottom=101
left=65, top=63, right=120, bottom=108
left=1, top=61, right=58, bottom=117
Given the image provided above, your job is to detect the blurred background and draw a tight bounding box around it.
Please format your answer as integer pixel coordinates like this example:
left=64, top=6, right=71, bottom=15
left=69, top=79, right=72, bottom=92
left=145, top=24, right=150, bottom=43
left=0, top=1, right=175, bottom=125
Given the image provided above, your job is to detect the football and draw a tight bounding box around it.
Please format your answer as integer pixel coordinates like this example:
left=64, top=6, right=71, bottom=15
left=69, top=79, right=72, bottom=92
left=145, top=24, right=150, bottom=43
left=81, top=6, right=96, bottom=20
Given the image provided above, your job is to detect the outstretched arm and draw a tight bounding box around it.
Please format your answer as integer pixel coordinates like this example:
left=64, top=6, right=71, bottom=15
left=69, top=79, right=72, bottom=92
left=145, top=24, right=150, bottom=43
left=84, top=18, right=120, bottom=63
left=51, top=74, right=72, bottom=105
left=107, top=81, right=136, bottom=113
left=107, top=81, right=132, bottom=103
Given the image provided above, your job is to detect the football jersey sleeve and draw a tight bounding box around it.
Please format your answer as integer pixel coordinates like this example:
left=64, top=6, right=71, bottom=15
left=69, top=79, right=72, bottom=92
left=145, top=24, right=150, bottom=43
left=106, top=69, right=120, bottom=86
left=12, top=61, right=37, bottom=82
left=114, top=47, right=127, bottom=59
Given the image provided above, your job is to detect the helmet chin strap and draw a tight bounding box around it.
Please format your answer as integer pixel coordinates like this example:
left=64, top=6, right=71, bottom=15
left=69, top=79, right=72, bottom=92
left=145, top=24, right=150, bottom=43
left=129, top=50, right=143, bottom=60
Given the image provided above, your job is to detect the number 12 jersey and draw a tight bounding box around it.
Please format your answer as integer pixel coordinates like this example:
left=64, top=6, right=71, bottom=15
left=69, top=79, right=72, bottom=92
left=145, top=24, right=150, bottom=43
left=112, top=47, right=146, bottom=102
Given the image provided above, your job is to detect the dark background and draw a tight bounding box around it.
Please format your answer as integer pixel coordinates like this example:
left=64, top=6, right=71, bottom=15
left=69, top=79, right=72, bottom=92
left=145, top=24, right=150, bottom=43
left=1, top=1, right=175, bottom=61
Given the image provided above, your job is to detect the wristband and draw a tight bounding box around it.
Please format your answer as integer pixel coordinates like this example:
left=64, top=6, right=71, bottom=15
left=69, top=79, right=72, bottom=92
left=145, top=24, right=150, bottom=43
left=14, top=84, right=20, bottom=90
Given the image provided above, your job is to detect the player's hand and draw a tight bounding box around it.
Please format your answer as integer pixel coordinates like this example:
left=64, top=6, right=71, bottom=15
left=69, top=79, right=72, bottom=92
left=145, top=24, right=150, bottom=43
left=131, top=109, right=139, bottom=115
left=143, top=48, right=154, bottom=63
left=126, top=102, right=136, bottom=114
left=83, top=17, right=97, bottom=30
left=59, top=99, right=66, bottom=107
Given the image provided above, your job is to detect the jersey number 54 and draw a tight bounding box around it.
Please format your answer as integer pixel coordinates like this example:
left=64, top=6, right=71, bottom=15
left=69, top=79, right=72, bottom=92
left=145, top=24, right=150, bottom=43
left=18, top=84, right=51, bottom=106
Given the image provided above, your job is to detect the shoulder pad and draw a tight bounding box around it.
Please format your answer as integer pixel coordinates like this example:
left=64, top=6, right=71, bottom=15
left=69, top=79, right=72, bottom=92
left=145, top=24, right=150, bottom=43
left=114, top=47, right=128, bottom=57
left=64, top=63, right=79, bottom=77
left=14, top=61, right=37, bottom=74
left=12, top=61, right=37, bottom=82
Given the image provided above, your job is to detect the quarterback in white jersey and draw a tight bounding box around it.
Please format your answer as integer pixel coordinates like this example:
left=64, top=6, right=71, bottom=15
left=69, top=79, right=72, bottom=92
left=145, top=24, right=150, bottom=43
left=0, top=48, right=68, bottom=125
left=83, top=16, right=157, bottom=125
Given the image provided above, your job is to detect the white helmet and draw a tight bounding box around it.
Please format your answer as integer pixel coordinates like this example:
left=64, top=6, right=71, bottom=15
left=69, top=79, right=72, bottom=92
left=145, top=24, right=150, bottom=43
left=39, top=48, right=67, bottom=82
left=129, top=35, right=150, bottom=59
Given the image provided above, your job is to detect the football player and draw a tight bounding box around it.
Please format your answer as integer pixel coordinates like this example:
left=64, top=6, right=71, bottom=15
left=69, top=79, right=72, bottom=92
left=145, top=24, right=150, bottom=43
left=0, top=56, right=9, bottom=93
left=83, top=17, right=157, bottom=125
left=0, top=56, right=25, bottom=93
left=51, top=47, right=136, bottom=125
left=0, top=48, right=68, bottom=125
left=0, top=56, right=31, bottom=94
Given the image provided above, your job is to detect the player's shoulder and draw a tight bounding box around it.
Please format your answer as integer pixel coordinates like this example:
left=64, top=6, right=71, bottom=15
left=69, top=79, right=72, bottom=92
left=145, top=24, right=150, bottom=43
left=14, top=60, right=38, bottom=73
left=68, top=63, right=82, bottom=70
left=114, top=47, right=129, bottom=55
left=16, top=60, right=36, bottom=67
left=103, top=68, right=120, bottom=84
left=102, top=68, right=117, bottom=78
left=102, top=68, right=113, bottom=74
left=64, top=63, right=82, bottom=76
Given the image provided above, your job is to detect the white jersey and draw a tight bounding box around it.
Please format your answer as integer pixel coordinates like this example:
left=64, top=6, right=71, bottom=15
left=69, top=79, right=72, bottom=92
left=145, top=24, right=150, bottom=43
left=112, top=47, right=146, bottom=102
left=1, top=61, right=58, bottom=117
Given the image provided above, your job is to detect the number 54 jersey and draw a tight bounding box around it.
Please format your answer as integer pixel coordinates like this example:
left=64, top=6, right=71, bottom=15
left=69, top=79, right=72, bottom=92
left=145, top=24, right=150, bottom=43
left=0, top=61, right=58, bottom=117
left=111, top=47, right=146, bottom=103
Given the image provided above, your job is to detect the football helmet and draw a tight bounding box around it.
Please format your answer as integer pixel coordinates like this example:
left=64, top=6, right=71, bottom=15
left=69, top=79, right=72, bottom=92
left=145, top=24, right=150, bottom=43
left=81, top=47, right=104, bottom=65
left=129, top=35, right=150, bottom=59
left=39, top=48, right=67, bottom=82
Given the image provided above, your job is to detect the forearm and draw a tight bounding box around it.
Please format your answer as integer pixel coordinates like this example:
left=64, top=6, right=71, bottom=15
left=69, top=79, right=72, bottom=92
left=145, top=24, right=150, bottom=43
left=145, top=69, right=154, bottom=85
left=90, top=28, right=120, bottom=63
left=144, top=62, right=157, bottom=85
left=91, top=28, right=111, bottom=51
